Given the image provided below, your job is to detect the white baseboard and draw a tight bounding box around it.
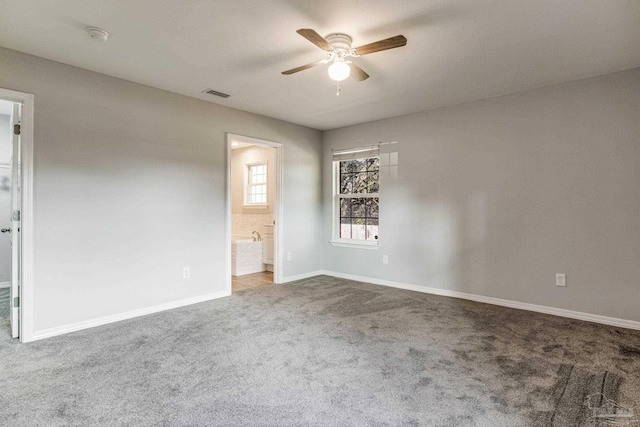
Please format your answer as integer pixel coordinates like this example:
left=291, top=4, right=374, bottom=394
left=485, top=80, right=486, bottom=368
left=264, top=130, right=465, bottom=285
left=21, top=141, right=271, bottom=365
left=31, top=290, right=231, bottom=341
left=0, top=281, right=9, bottom=289
left=320, top=270, right=640, bottom=331
left=280, top=270, right=324, bottom=284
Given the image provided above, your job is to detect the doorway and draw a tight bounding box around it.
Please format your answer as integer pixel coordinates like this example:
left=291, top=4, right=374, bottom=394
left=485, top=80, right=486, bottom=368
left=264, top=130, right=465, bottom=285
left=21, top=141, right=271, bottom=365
left=226, top=134, right=283, bottom=294
left=0, top=88, right=34, bottom=342
left=0, top=99, right=13, bottom=336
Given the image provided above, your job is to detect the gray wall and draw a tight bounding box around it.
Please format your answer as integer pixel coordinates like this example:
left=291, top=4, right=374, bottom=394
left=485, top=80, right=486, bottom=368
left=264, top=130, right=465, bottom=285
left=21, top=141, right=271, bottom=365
left=322, top=68, right=640, bottom=322
left=0, top=114, right=10, bottom=283
left=0, top=47, right=322, bottom=332
left=2, top=42, right=638, bottom=334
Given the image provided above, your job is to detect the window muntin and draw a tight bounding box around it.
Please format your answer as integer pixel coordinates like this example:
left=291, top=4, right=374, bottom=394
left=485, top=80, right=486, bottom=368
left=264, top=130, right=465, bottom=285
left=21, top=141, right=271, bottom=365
left=336, top=157, right=379, bottom=242
left=246, top=163, right=267, bottom=205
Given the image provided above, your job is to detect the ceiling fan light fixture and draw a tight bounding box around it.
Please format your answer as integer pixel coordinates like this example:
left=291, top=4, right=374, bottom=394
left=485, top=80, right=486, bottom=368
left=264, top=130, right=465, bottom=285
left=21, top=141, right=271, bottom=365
left=328, top=60, right=351, bottom=81
left=283, top=29, right=406, bottom=86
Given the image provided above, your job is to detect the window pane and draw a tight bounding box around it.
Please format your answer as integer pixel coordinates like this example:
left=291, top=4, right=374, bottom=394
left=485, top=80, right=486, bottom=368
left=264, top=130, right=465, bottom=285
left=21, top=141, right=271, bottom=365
left=248, top=183, right=266, bottom=204
left=340, top=214, right=351, bottom=239
left=340, top=172, right=353, bottom=194
left=340, top=198, right=351, bottom=217
left=351, top=172, right=367, bottom=194
left=354, top=172, right=376, bottom=194
left=368, top=171, right=379, bottom=193
left=366, top=198, right=379, bottom=218
left=340, top=218, right=352, bottom=239
left=366, top=218, right=379, bottom=241
left=350, top=198, right=366, bottom=218
left=339, top=160, right=351, bottom=173
left=249, top=164, right=267, bottom=185
left=351, top=218, right=366, bottom=240
left=341, top=159, right=365, bottom=173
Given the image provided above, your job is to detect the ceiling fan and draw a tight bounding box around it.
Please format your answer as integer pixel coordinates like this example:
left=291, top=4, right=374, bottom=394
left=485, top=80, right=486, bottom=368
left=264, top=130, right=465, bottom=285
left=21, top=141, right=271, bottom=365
left=282, top=29, right=407, bottom=83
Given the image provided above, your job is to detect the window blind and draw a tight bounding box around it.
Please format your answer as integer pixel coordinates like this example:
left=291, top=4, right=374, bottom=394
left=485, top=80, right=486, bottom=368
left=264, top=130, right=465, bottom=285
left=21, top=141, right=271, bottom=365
left=332, top=146, right=380, bottom=162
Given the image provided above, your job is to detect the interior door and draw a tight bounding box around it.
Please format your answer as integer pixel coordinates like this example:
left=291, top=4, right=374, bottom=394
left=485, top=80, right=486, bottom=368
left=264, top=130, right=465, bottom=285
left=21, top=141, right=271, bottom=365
left=10, top=103, right=21, bottom=339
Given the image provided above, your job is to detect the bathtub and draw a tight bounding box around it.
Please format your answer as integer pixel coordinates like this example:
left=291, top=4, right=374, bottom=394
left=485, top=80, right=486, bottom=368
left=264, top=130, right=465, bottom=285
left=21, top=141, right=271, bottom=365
left=231, top=235, right=264, bottom=276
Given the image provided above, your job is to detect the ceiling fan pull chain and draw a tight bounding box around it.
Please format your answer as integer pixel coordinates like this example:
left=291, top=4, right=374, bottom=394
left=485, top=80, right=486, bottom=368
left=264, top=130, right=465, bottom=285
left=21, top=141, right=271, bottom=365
left=336, top=80, right=341, bottom=96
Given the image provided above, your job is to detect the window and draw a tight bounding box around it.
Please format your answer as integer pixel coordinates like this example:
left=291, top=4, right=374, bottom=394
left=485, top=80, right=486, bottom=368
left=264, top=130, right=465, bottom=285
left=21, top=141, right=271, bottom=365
left=333, top=150, right=379, bottom=246
left=246, top=162, right=267, bottom=205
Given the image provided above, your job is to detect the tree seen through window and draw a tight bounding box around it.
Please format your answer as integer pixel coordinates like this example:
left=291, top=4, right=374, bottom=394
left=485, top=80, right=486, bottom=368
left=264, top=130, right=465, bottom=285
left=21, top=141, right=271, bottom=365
left=338, top=158, right=379, bottom=241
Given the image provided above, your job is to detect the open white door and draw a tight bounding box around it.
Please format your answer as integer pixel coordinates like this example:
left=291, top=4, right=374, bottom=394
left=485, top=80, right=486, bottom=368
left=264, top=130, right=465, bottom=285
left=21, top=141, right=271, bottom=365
left=10, top=102, right=21, bottom=339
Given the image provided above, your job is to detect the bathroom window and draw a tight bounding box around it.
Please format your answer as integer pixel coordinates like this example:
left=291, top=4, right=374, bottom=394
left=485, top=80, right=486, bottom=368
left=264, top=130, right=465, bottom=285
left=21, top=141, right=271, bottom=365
left=332, top=150, right=379, bottom=247
left=245, top=162, right=267, bottom=205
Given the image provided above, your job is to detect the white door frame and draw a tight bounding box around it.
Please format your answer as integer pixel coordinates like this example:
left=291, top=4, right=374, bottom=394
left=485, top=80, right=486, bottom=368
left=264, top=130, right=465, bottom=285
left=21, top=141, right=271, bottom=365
left=10, top=102, right=20, bottom=338
left=225, top=133, right=283, bottom=292
left=0, top=87, right=34, bottom=343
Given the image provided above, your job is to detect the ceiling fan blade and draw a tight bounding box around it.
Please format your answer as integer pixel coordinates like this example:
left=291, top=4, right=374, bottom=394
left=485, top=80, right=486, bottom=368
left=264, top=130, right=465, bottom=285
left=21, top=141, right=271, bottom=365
left=353, top=35, right=407, bottom=56
left=349, top=63, right=369, bottom=81
left=281, top=59, right=328, bottom=75
left=296, top=28, right=334, bottom=51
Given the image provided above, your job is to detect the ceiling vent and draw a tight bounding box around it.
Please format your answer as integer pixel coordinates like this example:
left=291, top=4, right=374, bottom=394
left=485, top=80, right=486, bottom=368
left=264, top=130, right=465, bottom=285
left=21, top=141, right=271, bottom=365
left=202, top=89, right=230, bottom=98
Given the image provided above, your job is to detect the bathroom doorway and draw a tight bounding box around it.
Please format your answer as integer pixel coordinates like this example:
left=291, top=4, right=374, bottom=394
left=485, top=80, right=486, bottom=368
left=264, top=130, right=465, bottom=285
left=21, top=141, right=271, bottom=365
left=0, top=98, right=14, bottom=336
left=226, top=134, right=282, bottom=294
left=0, top=87, right=34, bottom=342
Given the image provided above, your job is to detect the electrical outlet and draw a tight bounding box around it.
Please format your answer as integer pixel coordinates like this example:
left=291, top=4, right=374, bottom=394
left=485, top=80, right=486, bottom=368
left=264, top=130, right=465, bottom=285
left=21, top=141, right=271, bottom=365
left=383, top=255, right=389, bottom=265
left=286, top=252, right=292, bottom=262
left=183, top=267, right=190, bottom=279
left=556, top=273, right=566, bottom=287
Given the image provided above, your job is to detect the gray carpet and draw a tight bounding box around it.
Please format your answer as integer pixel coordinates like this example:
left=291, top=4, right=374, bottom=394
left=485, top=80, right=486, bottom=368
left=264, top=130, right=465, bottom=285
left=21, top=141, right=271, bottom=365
left=1, top=276, right=639, bottom=426
left=0, top=287, right=9, bottom=318
left=0, top=287, right=9, bottom=340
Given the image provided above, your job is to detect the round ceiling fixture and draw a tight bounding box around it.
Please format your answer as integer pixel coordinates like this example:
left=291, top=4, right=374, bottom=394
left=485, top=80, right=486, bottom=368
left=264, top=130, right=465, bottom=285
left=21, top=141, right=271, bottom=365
left=87, top=27, right=109, bottom=42
left=328, top=59, right=351, bottom=81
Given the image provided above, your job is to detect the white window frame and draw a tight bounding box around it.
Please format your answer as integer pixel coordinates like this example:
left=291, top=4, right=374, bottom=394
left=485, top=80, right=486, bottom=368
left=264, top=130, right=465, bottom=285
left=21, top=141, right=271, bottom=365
left=244, top=161, right=268, bottom=208
left=331, top=155, right=380, bottom=250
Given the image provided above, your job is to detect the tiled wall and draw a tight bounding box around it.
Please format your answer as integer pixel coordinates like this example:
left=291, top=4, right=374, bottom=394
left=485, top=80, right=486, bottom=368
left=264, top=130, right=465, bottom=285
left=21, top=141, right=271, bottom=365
left=231, top=240, right=264, bottom=276
left=232, top=213, right=273, bottom=237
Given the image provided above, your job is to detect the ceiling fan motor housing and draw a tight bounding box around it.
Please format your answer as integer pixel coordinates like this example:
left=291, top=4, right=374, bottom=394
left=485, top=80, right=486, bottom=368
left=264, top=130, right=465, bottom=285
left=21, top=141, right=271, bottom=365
left=325, top=33, right=353, bottom=53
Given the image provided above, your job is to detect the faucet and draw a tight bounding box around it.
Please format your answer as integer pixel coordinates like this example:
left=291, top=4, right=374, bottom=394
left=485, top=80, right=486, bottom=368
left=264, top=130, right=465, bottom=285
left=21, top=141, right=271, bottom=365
left=252, top=231, right=262, bottom=241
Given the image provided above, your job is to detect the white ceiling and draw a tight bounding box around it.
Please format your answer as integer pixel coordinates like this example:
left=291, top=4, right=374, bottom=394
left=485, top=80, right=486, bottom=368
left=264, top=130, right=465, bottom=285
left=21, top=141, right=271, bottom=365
left=231, top=141, right=254, bottom=150
left=1, top=0, right=639, bottom=130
